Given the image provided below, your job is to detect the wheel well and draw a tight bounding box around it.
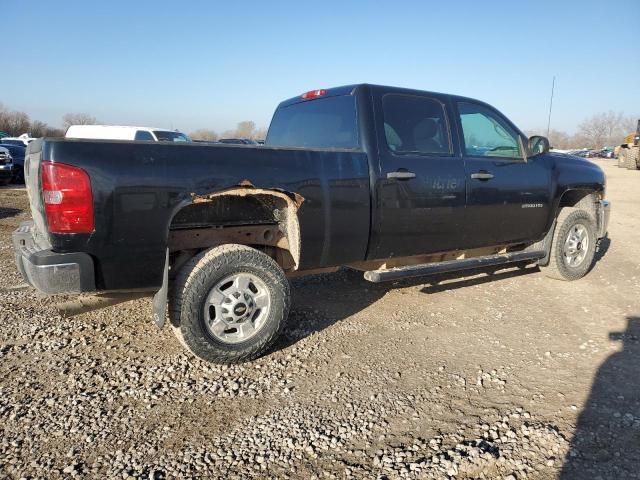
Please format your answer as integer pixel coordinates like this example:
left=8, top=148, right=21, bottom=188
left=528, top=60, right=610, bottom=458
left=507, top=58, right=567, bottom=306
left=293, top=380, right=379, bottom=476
left=558, top=189, right=599, bottom=218
left=168, top=188, right=302, bottom=272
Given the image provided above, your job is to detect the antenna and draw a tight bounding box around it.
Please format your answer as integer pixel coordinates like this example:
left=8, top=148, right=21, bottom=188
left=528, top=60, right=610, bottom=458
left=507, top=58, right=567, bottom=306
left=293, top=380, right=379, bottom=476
left=546, top=76, right=555, bottom=138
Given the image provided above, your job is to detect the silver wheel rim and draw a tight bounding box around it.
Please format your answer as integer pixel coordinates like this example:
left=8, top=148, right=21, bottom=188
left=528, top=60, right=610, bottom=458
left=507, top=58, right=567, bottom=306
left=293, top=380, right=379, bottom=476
left=203, top=273, right=271, bottom=344
left=563, top=223, right=589, bottom=268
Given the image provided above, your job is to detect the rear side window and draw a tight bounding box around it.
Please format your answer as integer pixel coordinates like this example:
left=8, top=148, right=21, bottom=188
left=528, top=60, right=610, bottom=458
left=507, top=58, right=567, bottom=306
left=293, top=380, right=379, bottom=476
left=382, top=94, right=452, bottom=155
left=266, top=95, right=359, bottom=149
left=135, top=130, right=155, bottom=141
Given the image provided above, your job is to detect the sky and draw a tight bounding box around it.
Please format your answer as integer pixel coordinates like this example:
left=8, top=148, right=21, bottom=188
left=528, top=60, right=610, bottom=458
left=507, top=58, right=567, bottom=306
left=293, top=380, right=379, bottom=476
left=1, top=0, right=639, bottom=134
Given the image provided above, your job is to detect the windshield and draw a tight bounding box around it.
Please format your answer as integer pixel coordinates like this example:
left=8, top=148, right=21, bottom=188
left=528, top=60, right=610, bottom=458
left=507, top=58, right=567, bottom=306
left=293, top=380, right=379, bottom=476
left=153, top=131, right=191, bottom=142
left=266, top=95, right=359, bottom=149
left=0, top=144, right=25, bottom=156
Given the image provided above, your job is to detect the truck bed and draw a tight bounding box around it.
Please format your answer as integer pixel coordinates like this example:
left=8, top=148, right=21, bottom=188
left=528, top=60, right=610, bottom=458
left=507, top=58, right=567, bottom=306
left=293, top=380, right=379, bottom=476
left=23, top=139, right=371, bottom=290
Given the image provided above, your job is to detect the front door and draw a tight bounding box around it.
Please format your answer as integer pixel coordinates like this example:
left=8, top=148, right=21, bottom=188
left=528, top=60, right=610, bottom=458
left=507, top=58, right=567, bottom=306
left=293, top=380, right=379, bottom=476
left=368, top=92, right=468, bottom=260
left=455, top=101, right=551, bottom=247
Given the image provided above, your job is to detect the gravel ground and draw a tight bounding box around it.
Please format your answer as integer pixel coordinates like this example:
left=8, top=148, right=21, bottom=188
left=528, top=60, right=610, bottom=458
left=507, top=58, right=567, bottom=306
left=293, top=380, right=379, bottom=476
left=0, top=159, right=638, bottom=480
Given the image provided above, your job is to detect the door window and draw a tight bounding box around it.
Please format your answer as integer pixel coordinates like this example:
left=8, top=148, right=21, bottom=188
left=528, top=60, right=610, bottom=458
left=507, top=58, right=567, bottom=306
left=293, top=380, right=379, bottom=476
left=382, top=94, right=452, bottom=155
left=458, top=102, right=522, bottom=159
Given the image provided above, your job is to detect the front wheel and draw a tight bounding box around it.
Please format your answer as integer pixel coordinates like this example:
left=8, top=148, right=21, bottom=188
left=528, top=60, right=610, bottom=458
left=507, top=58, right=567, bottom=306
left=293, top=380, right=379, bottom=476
left=169, top=244, right=290, bottom=364
left=540, top=208, right=597, bottom=281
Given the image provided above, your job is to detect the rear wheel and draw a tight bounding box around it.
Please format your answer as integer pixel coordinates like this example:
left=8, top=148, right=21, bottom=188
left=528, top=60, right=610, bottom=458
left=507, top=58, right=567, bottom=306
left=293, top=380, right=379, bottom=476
left=169, top=244, right=290, bottom=364
left=540, top=208, right=597, bottom=281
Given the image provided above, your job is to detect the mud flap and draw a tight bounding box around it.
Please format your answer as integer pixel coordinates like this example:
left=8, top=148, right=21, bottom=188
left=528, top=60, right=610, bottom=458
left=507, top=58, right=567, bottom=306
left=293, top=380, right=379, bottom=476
left=533, top=219, right=556, bottom=267
left=152, top=250, right=169, bottom=328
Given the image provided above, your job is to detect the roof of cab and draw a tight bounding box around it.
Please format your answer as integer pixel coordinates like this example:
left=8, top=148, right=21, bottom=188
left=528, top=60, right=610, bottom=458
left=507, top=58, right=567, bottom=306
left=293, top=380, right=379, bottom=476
left=276, top=83, right=487, bottom=109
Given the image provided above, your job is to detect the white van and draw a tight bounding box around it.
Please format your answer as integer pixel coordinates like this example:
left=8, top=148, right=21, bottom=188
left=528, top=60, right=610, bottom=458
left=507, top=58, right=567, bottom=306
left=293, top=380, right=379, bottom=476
left=65, top=125, right=191, bottom=142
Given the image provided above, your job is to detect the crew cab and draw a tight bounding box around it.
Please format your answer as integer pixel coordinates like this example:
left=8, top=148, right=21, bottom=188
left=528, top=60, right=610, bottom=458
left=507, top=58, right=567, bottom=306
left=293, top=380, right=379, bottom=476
left=13, top=84, right=610, bottom=364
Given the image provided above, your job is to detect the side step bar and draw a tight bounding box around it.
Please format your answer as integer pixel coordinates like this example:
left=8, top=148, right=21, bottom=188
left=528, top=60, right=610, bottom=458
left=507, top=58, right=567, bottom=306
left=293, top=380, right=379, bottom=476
left=363, top=250, right=546, bottom=283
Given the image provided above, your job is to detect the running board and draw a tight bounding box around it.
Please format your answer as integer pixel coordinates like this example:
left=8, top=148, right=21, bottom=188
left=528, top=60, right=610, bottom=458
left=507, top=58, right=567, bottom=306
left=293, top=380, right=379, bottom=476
left=363, top=251, right=546, bottom=283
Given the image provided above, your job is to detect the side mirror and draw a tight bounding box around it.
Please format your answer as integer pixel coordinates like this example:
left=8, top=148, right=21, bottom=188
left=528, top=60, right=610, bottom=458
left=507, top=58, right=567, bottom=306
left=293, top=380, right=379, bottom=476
left=528, top=136, right=550, bottom=156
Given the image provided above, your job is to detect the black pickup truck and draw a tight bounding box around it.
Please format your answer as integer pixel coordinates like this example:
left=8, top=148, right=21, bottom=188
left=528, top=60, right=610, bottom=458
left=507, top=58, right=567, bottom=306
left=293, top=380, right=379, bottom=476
left=13, top=84, right=610, bottom=363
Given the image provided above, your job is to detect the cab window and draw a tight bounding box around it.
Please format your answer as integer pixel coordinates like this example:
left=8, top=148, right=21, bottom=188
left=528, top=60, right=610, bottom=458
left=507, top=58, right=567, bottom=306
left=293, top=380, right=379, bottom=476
left=135, top=130, right=155, bottom=141
left=266, top=95, right=359, bottom=149
left=382, top=94, right=452, bottom=155
left=458, top=102, right=522, bottom=159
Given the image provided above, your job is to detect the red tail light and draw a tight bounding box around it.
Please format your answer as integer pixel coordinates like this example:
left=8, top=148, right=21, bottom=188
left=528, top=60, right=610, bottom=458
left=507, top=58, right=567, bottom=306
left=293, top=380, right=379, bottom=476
left=301, top=89, right=326, bottom=100
left=41, top=161, right=94, bottom=233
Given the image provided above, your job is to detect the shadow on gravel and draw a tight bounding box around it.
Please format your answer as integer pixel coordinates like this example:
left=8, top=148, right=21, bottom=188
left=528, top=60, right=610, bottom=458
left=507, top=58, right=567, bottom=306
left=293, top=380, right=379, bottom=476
left=594, top=235, right=611, bottom=263
left=561, top=316, right=640, bottom=479
left=274, top=264, right=538, bottom=351
left=0, top=207, right=21, bottom=219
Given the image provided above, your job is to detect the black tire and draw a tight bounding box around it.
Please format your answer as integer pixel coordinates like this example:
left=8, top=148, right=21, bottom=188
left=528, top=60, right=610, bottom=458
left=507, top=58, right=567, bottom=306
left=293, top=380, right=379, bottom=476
left=617, top=149, right=626, bottom=167
left=0, top=178, right=10, bottom=186
left=540, top=208, right=597, bottom=281
left=625, top=148, right=639, bottom=170
left=12, top=167, right=25, bottom=184
left=169, top=244, right=290, bottom=364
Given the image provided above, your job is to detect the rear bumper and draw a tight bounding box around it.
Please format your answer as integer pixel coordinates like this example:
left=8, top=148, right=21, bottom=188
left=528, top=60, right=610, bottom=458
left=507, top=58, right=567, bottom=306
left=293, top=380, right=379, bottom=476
left=12, top=221, right=95, bottom=294
left=598, top=200, right=610, bottom=239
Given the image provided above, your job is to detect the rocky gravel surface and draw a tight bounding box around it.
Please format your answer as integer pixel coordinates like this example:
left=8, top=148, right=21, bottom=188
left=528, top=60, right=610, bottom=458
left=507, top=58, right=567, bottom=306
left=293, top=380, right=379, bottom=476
left=1, top=160, right=639, bottom=479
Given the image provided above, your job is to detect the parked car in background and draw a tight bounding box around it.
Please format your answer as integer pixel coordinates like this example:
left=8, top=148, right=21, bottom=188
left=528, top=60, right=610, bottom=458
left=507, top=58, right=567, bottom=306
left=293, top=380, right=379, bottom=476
left=0, top=146, right=14, bottom=185
left=0, top=137, right=31, bottom=147
left=0, top=143, right=26, bottom=183
left=218, top=138, right=259, bottom=145
left=65, top=125, right=191, bottom=142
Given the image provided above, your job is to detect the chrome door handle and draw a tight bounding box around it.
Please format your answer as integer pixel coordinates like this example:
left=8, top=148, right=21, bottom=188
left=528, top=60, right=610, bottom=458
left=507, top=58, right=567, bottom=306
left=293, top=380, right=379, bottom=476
left=470, top=172, right=494, bottom=180
left=387, top=170, right=416, bottom=180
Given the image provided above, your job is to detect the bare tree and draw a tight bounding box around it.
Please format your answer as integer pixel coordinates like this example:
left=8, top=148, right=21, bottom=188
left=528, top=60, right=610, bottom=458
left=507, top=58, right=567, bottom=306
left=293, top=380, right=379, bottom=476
left=254, top=127, right=267, bottom=140
left=45, top=127, right=65, bottom=137
left=0, top=110, right=31, bottom=137
left=577, top=114, right=610, bottom=148
left=621, top=115, right=638, bottom=137
left=62, top=113, right=98, bottom=130
left=235, top=121, right=256, bottom=138
left=220, top=121, right=267, bottom=140
left=189, top=129, right=219, bottom=141
left=30, top=120, right=49, bottom=137
left=577, top=111, right=636, bottom=148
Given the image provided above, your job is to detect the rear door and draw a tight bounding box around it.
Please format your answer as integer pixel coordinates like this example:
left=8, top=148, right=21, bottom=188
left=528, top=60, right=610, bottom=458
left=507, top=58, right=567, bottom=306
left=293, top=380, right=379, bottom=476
left=368, top=92, right=467, bottom=259
left=455, top=101, right=551, bottom=247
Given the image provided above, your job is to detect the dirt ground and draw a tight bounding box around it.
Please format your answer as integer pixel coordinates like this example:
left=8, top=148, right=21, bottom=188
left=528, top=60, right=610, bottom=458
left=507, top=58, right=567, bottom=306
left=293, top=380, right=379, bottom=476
left=0, top=159, right=638, bottom=480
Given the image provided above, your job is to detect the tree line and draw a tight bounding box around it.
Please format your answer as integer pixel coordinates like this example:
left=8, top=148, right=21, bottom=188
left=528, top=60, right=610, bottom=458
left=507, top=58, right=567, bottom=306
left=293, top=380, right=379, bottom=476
left=527, top=112, right=637, bottom=150
left=1, top=102, right=635, bottom=148
left=189, top=121, right=267, bottom=141
left=0, top=104, right=100, bottom=138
